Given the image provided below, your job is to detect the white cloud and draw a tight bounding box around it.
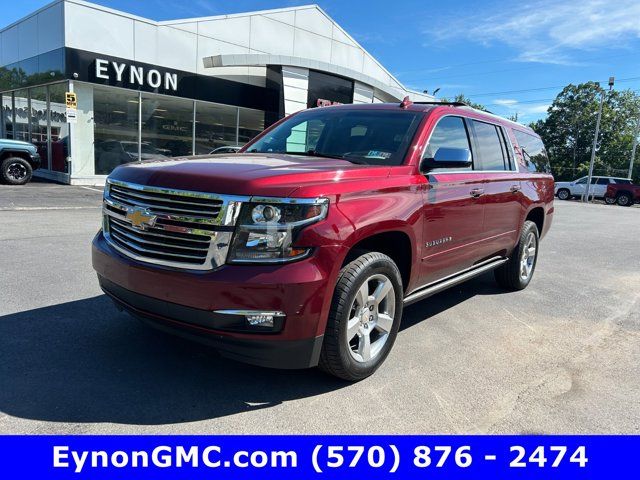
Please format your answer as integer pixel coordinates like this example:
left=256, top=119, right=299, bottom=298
left=493, top=99, right=518, bottom=106
left=491, top=100, right=550, bottom=119
left=428, top=0, right=640, bottom=65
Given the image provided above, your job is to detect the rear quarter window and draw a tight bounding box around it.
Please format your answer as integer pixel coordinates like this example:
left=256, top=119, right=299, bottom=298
left=514, top=130, right=551, bottom=173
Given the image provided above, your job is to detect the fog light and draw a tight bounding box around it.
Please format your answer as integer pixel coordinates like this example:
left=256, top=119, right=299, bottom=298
left=246, top=314, right=275, bottom=327
left=214, top=309, right=285, bottom=332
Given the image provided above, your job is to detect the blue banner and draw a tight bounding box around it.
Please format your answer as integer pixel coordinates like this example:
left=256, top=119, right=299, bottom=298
left=0, top=435, right=635, bottom=478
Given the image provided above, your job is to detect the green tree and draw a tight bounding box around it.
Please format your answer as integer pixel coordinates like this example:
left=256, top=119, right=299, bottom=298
left=529, top=82, right=640, bottom=181
left=442, top=94, right=487, bottom=111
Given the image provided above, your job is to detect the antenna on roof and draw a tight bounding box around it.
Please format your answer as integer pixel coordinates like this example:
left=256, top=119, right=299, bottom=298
left=400, top=96, right=413, bottom=109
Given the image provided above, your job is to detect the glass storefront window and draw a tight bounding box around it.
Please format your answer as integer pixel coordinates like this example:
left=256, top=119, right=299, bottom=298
left=1, top=92, right=13, bottom=139
left=29, top=86, right=49, bottom=170
left=238, top=107, right=265, bottom=146
left=49, top=84, right=70, bottom=173
left=141, top=94, right=194, bottom=158
left=13, top=89, right=30, bottom=143
left=194, top=102, right=238, bottom=154
left=93, top=86, right=140, bottom=175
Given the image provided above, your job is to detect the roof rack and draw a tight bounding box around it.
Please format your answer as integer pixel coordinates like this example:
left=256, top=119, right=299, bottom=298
left=398, top=98, right=499, bottom=116
left=412, top=101, right=469, bottom=107
left=413, top=101, right=495, bottom=115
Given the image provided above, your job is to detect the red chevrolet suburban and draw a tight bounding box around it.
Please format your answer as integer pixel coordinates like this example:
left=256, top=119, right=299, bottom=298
left=92, top=100, right=554, bottom=380
left=604, top=180, right=640, bottom=206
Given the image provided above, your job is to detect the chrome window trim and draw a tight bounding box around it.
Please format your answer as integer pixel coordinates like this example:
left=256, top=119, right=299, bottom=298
left=420, top=114, right=519, bottom=174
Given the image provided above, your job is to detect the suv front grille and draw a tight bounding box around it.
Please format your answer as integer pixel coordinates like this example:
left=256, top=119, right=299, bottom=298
left=102, top=179, right=249, bottom=270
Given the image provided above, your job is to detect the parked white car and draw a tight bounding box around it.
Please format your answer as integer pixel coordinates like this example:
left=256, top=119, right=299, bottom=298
left=554, top=176, right=633, bottom=200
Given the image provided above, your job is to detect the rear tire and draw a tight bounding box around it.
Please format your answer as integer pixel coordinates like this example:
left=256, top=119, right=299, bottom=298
left=617, top=193, right=632, bottom=207
left=1, top=157, right=33, bottom=185
left=494, top=220, right=539, bottom=291
left=319, top=252, right=403, bottom=381
left=557, top=189, right=570, bottom=200
left=605, top=196, right=616, bottom=205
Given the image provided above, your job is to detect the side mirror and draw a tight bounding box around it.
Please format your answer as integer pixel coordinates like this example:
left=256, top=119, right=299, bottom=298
left=420, top=147, right=472, bottom=172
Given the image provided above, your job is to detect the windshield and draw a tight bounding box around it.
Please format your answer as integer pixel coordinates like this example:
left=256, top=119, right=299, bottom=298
left=246, top=108, right=423, bottom=166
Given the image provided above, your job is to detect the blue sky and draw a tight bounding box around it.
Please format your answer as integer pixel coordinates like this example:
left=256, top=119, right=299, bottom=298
left=7, top=0, right=640, bottom=122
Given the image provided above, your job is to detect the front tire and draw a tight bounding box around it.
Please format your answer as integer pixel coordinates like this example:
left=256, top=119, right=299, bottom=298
left=556, top=189, right=570, bottom=200
left=494, top=220, right=539, bottom=291
left=319, top=252, right=403, bottom=381
left=1, top=157, right=33, bottom=185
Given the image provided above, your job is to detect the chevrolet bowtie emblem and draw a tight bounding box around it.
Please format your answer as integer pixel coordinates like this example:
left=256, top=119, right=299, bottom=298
left=126, top=207, right=157, bottom=229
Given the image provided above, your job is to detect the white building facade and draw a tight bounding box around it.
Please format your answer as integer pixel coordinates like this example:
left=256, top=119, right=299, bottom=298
left=0, top=0, right=433, bottom=185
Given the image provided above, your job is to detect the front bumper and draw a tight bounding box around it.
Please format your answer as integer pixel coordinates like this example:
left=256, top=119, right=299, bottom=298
left=29, top=153, right=41, bottom=170
left=92, top=232, right=344, bottom=369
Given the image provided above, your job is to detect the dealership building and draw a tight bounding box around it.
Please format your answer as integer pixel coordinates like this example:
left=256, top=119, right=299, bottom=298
left=0, top=0, right=433, bottom=184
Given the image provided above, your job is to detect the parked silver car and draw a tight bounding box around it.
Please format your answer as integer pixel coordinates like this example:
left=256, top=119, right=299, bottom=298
left=554, top=176, right=633, bottom=200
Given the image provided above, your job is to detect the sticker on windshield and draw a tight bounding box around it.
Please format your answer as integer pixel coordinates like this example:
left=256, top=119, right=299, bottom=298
left=366, top=150, right=392, bottom=159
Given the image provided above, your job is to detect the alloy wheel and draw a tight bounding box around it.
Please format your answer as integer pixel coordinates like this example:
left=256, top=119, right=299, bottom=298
left=519, top=232, right=537, bottom=281
left=345, top=274, right=396, bottom=363
left=617, top=195, right=630, bottom=206
left=7, top=162, right=28, bottom=182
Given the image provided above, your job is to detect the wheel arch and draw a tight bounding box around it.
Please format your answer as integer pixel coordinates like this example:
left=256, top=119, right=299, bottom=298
left=0, top=149, right=32, bottom=163
left=341, top=226, right=416, bottom=294
left=525, top=206, right=545, bottom=236
left=615, top=189, right=632, bottom=198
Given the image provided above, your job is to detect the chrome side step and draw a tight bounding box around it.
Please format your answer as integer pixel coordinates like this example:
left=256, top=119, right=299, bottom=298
left=403, top=257, right=509, bottom=306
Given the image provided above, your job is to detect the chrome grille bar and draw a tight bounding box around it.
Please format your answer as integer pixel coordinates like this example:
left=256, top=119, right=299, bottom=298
left=103, top=179, right=249, bottom=270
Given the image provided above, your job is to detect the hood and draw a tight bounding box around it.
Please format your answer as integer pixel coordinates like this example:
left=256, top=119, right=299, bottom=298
left=554, top=181, right=572, bottom=187
left=1, top=139, right=36, bottom=150
left=109, top=153, right=390, bottom=197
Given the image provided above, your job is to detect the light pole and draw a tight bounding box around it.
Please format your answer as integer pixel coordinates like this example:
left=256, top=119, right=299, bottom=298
left=584, top=76, right=614, bottom=202
left=628, top=115, right=639, bottom=180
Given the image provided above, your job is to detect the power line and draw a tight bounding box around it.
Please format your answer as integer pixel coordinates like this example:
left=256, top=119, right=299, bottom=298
left=468, top=77, right=640, bottom=98
left=417, top=52, right=640, bottom=81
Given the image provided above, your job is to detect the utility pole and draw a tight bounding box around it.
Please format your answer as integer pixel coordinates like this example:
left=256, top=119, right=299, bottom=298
left=628, top=115, right=639, bottom=180
left=584, top=77, right=614, bottom=202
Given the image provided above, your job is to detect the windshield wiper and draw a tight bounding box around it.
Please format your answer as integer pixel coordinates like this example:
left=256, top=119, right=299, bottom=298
left=244, top=149, right=368, bottom=165
left=305, top=150, right=369, bottom=165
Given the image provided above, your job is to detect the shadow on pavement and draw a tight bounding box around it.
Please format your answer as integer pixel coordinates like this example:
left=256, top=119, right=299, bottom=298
left=0, top=272, right=503, bottom=426
left=401, top=271, right=506, bottom=331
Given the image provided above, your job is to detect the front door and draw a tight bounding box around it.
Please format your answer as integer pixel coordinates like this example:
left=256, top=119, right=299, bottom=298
left=419, top=115, right=485, bottom=285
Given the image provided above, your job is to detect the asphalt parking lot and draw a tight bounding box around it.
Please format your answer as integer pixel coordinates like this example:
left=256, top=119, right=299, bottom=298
left=0, top=182, right=638, bottom=434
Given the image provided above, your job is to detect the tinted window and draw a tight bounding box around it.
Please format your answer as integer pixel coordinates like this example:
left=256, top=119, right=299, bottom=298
left=614, top=179, right=632, bottom=184
left=307, top=70, right=354, bottom=108
left=424, top=116, right=471, bottom=164
left=247, top=109, right=422, bottom=166
left=497, top=127, right=513, bottom=169
left=472, top=120, right=506, bottom=170
left=575, top=177, right=587, bottom=184
left=596, top=177, right=610, bottom=185
left=514, top=130, right=550, bottom=173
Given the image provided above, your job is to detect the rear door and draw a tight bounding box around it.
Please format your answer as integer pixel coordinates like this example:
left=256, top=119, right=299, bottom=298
left=594, top=177, right=611, bottom=197
left=419, top=115, right=486, bottom=285
left=469, top=120, right=523, bottom=253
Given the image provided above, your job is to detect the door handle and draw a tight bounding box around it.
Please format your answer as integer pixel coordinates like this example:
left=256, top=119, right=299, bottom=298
left=470, top=188, right=484, bottom=198
left=510, top=184, right=521, bottom=193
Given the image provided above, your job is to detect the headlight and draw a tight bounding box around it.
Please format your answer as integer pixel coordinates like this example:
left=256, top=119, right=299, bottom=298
left=227, top=198, right=329, bottom=264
